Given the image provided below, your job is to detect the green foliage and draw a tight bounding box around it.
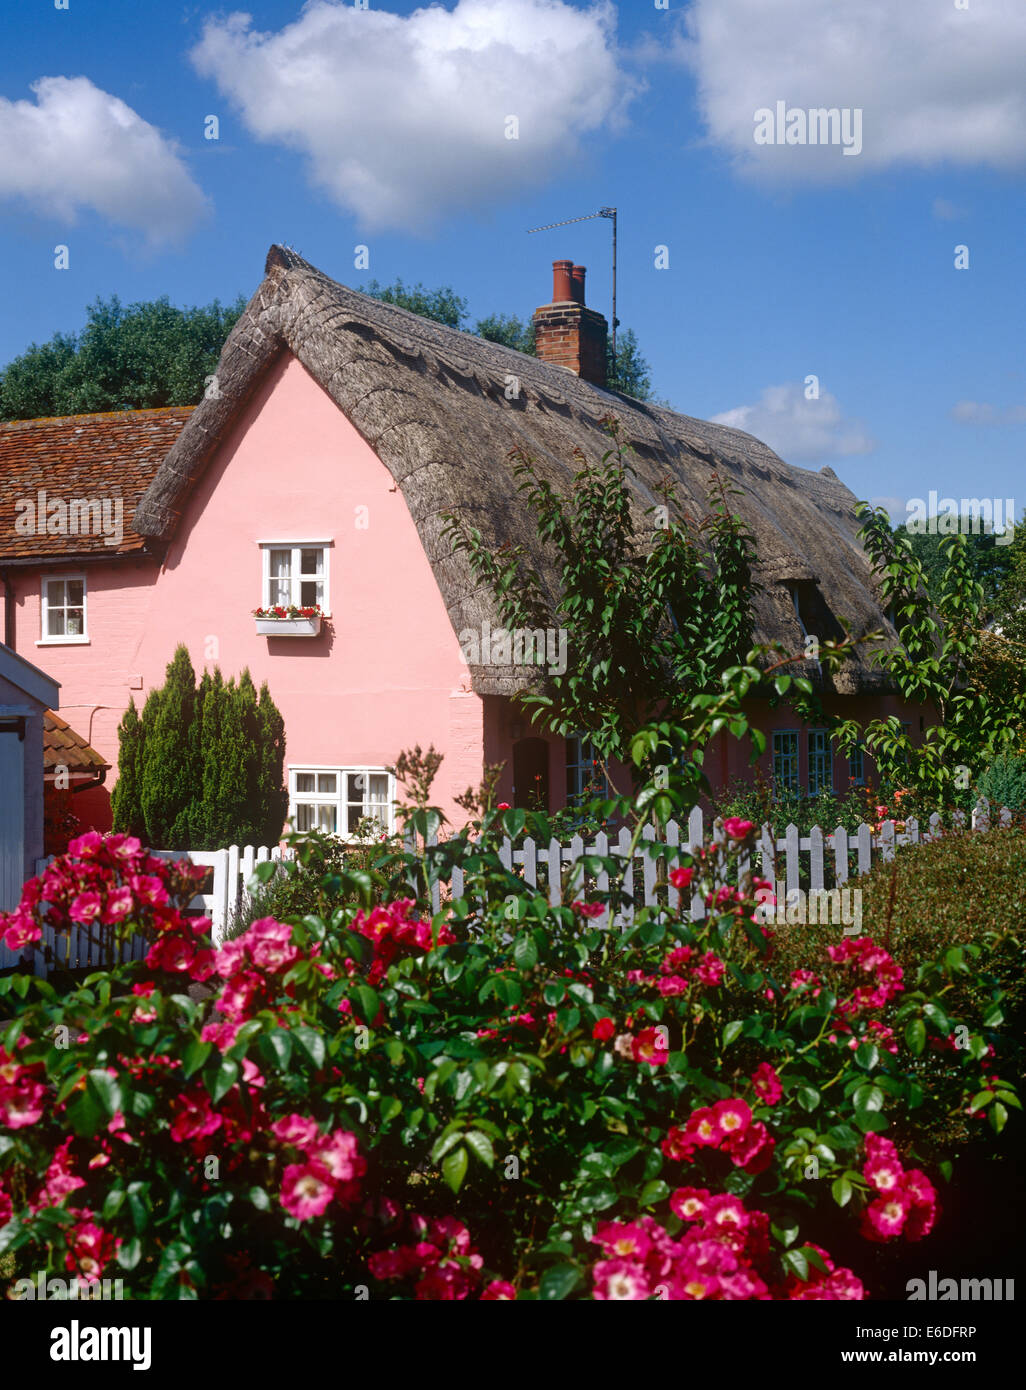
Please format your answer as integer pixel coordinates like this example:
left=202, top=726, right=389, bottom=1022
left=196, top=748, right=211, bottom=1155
left=114, top=647, right=287, bottom=851
left=976, top=752, right=1026, bottom=812
left=138, top=646, right=197, bottom=850
left=362, top=278, right=468, bottom=328
left=607, top=327, right=652, bottom=401
left=894, top=520, right=1014, bottom=613
left=0, top=295, right=246, bottom=419
left=2, top=775, right=1019, bottom=1300
left=444, top=418, right=850, bottom=802
left=832, top=507, right=1026, bottom=806
left=711, top=776, right=873, bottom=836
left=108, top=699, right=145, bottom=840
left=474, top=313, right=536, bottom=355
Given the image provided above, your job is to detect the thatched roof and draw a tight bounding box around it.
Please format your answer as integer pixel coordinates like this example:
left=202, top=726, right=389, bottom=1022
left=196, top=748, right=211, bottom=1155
left=134, top=245, right=893, bottom=696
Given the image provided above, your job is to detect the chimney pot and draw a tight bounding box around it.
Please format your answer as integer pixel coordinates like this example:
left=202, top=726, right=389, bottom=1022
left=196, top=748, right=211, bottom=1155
left=552, top=259, right=574, bottom=303
left=571, top=265, right=586, bottom=305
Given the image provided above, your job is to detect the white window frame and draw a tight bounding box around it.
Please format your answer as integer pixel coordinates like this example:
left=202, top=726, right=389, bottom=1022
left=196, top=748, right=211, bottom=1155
left=259, top=540, right=333, bottom=615
left=848, top=743, right=865, bottom=786
left=288, top=765, right=394, bottom=840
left=808, top=729, right=834, bottom=797
left=772, top=730, right=800, bottom=796
left=38, top=573, right=89, bottom=646
left=565, top=733, right=610, bottom=803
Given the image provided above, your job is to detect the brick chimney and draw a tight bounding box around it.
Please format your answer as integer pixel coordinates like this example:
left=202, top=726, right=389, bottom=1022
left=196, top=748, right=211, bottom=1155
left=532, top=259, right=608, bottom=388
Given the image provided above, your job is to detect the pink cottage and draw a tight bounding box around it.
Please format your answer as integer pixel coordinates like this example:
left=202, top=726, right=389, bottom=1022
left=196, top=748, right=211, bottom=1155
left=0, top=247, right=918, bottom=842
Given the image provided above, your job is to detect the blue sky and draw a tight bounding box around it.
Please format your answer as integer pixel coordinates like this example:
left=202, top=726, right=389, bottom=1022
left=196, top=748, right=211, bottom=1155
left=2, top=0, right=1024, bottom=522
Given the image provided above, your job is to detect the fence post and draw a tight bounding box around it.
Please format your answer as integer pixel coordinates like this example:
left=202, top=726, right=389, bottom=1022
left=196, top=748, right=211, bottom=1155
left=808, top=826, right=825, bottom=892
left=784, top=823, right=800, bottom=901
left=832, top=825, right=848, bottom=886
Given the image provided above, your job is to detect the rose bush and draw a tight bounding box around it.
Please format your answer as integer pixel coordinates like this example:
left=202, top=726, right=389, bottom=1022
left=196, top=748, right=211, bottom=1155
left=0, top=812, right=1019, bottom=1299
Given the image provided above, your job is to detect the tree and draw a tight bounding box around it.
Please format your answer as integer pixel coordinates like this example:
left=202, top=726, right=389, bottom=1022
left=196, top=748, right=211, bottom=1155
left=109, top=698, right=146, bottom=840
left=362, top=279, right=468, bottom=329
left=138, top=646, right=199, bottom=850
left=113, top=649, right=289, bottom=850
left=832, top=507, right=1026, bottom=807
left=607, top=328, right=652, bottom=401
left=893, top=519, right=1013, bottom=613
left=474, top=313, right=536, bottom=356
left=0, top=294, right=246, bottom=420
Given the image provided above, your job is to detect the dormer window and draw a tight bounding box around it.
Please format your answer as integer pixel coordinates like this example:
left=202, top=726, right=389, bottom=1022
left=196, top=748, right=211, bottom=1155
left=259, top=541, right=332, bottom=614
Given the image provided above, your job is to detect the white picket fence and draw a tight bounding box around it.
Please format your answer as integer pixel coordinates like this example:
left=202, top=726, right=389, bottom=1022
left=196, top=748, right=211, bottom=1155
left=422, top=797, right=1019, bottom=922
left=0, top=799, right=1017, bottom=974
left=0, top=844, right=289, bottom=974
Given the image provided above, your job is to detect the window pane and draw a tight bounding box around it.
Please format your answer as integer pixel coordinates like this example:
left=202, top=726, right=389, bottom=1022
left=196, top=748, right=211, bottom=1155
left=296, top=804, right=313, bottom=831
left=67, top=580, right=84, bottom=606
left=317, top=804, right=337, bottom=833
left=300, top=579, right=323, bottom=607
left=296, top=773, right=315, bottom=793
left=48, top=580, right=66, bottom=606
left=269, top=579, right=290, bottom=605
left=270, top=549, right=291, bottom=577
left=300, top=549, right=323, bottom=575
left=48, top=608, right=66, bottom=637
left=66, top=609, right=84, bottom=636
left=347, top=774, right=364, bottom=804
left=317, top=774, right=337, bottom=794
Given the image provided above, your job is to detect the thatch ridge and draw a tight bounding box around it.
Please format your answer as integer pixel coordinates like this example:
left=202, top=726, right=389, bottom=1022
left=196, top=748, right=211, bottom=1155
left=133, top=245, right=893, bottom=695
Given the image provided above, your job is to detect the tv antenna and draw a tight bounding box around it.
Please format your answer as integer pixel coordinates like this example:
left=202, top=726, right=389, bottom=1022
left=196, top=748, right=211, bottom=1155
left=527, top=207, right=617, bottom=360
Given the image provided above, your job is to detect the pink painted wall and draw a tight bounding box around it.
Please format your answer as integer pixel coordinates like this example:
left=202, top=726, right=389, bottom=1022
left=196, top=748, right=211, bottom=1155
left=7, top=353, right=484, bottom=836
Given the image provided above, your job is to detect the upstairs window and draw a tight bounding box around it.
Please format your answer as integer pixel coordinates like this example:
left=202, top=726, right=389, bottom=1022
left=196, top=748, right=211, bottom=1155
left=260, top=542, right=331, bottom=612
left=40, top=575, right=87, bottom=644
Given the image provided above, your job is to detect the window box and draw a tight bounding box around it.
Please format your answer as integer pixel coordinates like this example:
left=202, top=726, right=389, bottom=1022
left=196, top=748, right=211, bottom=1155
left=253, top=604, right=323, bottom=637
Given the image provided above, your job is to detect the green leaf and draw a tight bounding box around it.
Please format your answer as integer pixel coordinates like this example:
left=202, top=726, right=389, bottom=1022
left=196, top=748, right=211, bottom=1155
left=989, top=1102, right=1008, bottom=1134
left=831, top=1177, right=852, bottom=1208
left=86, top=1069, right=123, bottom=1119
left=781, top=1248, right=809, bottom=1281
left=354, top=987, right=380, bottom=1024
left=855, top=1042, right=879, bottom=1071
left=292, top=1026, right=327, bottom=1070
left=182, top=1039, right=212, bottom=1079
left=117, top=1237, right=142, bottom=1271
left=442, top=1146, right=469, bottom=1193
left=905, top=1018, right=926, bottom=1056
left=259, top=1029, right=292, bottom=1070
left=796, top=1085, right=820, bottom=1112
left=514, top=934, right=538, bottom=970
left=464, top=1130, right=495, bottom=1169
left=210, top=1058, right=239, bottom=1104
left=722, top=1020, right=743, bottom=1047
left=639, top=1180, right=670, bottom=1207
left=539, top=1263, right=582, bottom=1301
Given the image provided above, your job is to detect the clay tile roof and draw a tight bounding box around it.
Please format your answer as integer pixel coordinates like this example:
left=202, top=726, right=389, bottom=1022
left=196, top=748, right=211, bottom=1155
left=0, top=408, right=194, bottom=561
left=43, top=710, right=110, bottom=775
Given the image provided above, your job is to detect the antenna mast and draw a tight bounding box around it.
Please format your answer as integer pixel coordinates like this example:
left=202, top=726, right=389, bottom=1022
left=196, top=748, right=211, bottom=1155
left=527, top=207, right=618, bottom=360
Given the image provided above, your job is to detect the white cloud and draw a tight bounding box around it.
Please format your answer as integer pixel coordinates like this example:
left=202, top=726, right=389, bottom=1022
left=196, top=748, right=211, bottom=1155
left=870, top=496, right=909, bottom=527
left=951, top=400, right=1026, bottom=425
left=678, top=0, right=1026, bottom=183
left=190, top=0, right=635, bottom=231
left=0, top=77, right=208, bottom=248
left=711, top=383, right=875, bottom=463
